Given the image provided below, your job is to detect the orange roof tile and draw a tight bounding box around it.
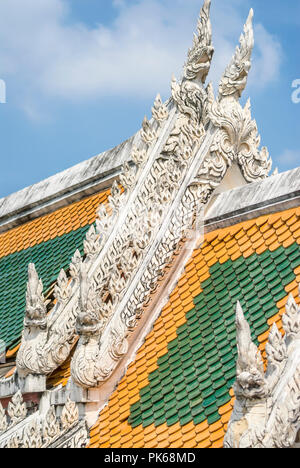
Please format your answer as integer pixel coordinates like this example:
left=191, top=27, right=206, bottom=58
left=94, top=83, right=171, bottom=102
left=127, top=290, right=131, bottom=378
left=47, top=205, right=300, bottom=449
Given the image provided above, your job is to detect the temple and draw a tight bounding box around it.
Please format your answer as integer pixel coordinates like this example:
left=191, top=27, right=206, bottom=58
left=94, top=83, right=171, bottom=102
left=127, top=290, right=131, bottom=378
left=0, top=0, right=299, bottom=449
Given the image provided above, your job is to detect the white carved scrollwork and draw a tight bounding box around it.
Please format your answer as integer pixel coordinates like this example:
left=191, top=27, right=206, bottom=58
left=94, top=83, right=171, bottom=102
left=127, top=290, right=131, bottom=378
left=152, top=94, right=169, bottom=124
left=61, top=398, right=79, bottom=430
left=234, top=302, right=268, bottom=400
left=16, top=254, right=86, bottom=378
left=224, top=291, right=300, bottom=449
left=23, top=420, right=43, bottom=449
left=71, top=102, right=206, bottom=388
left=6, top=433, right=21, bottom=449
left=119, top=162, right=137, bottom=191
left=68, top=2, right=274, bottom=391
left=54, top=269, right=72, bottom=306
left=184, top=0, right=214, bottom=84
left=42, top=406, right=60, bottom=445
left=7, top=390, right=27, bottom=427
left=283, top=293, right=300, bottom=341
left=0, top=401, right=8, bottom=435
left=84, top=225, right=103, bottom=260
left=0, top=396, right=88, bottom=449
left=131, top=146, right=148, bottom=167
left=0, top=390, right=27, bottom=445
left=69, top=249, right=83, bottom=282
left=206, top=10, right=271, bottom=184
left=141, top=116, right=158, bottom=146
left=24, top=264, right=49, bottom=331
left=12, top=1, right=274, bottom=396
left=219, top=9, right=254, bottom=100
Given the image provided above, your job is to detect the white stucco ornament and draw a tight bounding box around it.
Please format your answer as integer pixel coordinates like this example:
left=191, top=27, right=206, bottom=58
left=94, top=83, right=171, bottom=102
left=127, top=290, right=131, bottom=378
left=11, top=0, right=272, bottom=390
left=0, top=0, right=277, bottom=449
left=224, top=295, right=300, bottom=449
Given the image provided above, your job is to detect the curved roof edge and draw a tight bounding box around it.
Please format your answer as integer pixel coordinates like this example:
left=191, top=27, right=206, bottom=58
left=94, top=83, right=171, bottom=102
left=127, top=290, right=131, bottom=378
left=205, top=166, right=300, bottom=231
left=0, top=134, right=138, bottom=233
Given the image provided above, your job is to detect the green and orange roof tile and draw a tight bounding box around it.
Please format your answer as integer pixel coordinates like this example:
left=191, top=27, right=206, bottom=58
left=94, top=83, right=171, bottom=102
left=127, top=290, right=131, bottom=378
left=87, top=205, right=300, bottom=448
left=1, top=181, right=300, bottom=448
left=0, top=189, right=110, bottom=353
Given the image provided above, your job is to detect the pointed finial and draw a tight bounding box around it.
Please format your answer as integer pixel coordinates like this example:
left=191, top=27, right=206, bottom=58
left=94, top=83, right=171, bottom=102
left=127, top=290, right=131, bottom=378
left=235, top=301, right=247, bottom=329
left=25, top=263, right=48, bottom=330
left=247, top=8, right=254, bottom=24
left=183, top=0, right=214, bottom=83
left=218, top=8, right=254, bottom=100
left=234, top=301, right=267, bottom=398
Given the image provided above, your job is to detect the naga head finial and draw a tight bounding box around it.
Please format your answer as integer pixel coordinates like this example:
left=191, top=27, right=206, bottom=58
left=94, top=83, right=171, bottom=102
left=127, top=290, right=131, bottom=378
left=183, top=0, right=214, bottom=84
left=234, top=301, right=267, bottom=399
left=25, top=263, right=48, bottom=330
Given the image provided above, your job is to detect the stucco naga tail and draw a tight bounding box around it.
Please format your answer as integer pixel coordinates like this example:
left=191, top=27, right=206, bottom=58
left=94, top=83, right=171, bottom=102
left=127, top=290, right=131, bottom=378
left=224, top=293, right=300, bottom=448
left=16, top=260, right=78, bottom=377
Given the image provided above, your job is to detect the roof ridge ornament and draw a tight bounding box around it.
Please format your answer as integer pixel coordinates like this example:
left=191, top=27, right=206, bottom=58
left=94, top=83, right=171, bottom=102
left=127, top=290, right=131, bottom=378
left=219, top=8, right=254, bottom=100
left=172, top=0, right=214, bottom=124
left=10, top=2, right=273, bottom=396
left=204, top=9, right=272, bottom=183
left=0, top=395, right=88, bottom=448
left=183, top=0, right=214, bottom=84
left=224, top=294, right=300, bottom=448
left=234, top=301, right=268, bottom=399
left=24, top=264, right=49, bottom=331
left=7, top=390, right=27, bottom=428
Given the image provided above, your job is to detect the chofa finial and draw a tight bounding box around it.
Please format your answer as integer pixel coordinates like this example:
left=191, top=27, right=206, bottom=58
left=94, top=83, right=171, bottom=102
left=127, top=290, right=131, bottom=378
left=218, top=8, right=254, bottom=100
left=225, top=291, right=300, bottom=448
left=183, top=0, right=214, bottom=84
left=234, top=301, right=267, bottom=399
left=24, top=263, right=48, bottom=330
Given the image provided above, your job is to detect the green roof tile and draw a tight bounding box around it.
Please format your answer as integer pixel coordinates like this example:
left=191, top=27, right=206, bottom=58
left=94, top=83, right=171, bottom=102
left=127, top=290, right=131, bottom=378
left=0, top=225, right=89, bottom=351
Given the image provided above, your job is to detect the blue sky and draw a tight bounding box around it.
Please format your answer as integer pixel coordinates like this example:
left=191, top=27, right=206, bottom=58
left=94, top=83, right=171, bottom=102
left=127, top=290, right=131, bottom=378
left=0, top=0, right=299, bottom=198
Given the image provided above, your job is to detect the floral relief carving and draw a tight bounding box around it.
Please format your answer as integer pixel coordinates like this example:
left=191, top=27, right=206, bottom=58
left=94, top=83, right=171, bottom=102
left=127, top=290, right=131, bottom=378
left=0, top=395, right=88, bottom=449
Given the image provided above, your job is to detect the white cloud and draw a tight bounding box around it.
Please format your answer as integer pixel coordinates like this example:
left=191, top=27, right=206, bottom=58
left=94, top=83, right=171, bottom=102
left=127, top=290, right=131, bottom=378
left=0, top=0, right=283, bottom=107
left=249, top=24, right=282, bottom=88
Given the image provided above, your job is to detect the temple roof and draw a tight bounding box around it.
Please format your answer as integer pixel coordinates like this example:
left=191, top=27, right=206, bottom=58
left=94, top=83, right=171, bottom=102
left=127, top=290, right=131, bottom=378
left=89, top=200, right=300, bottom=447
left=0, top=136, right=137, bottom=233
left=0, top=188, right=110, bottom=354
left=0, top=0, right=299, bottom=450
left=45, top=173, right=299, bottom=448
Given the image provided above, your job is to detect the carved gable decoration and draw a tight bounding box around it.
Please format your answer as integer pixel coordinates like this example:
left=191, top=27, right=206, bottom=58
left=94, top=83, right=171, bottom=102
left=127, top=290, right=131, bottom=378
left=0, top=0, right=276, bottom=449
left=12, top=0, right=271, bottom=393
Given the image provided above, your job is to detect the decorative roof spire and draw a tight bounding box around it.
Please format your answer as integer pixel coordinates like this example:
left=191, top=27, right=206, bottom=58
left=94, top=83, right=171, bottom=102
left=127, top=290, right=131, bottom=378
left=76, top=263, right=105, bottom=338
left=219, top=8, right=254, bottom=99
left=13, top=2, right=273, bottom=396
left=225, top=291, right=300, bottom=448
left=234, top=301, right=267, bottom=399
left=183, top=0, right=214, bottom=83
left=24, top=263, right=48, bottom=330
